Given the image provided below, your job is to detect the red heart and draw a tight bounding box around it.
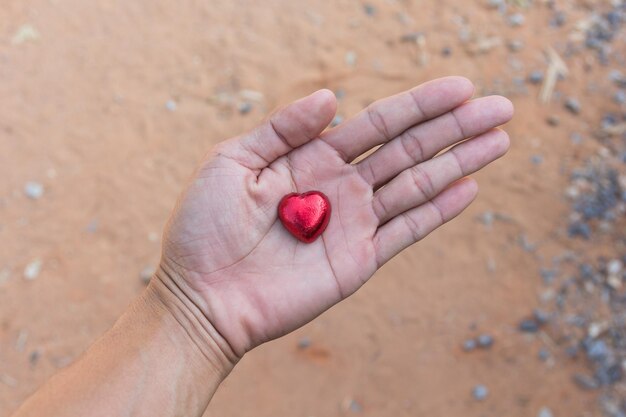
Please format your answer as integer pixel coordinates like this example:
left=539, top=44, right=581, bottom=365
left=278, top=191, right=331, bottom=243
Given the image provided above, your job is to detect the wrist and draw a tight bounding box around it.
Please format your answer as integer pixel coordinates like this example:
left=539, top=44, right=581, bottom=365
left=145, top=268, right=239, bottom=379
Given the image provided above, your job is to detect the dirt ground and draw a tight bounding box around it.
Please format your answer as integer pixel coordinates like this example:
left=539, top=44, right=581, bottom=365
left=1, top=0, right=624, bottom=416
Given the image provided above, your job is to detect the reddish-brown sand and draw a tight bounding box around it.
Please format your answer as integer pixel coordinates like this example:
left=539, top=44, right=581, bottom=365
left=0, top=0, right=621, bottom=416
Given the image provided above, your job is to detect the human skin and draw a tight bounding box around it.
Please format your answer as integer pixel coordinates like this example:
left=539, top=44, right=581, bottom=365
left=11, top=77, right=513, bottom=417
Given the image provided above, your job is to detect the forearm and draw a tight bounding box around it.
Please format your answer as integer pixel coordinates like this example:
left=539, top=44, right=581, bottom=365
left=11, top=278, right=236, bottom=417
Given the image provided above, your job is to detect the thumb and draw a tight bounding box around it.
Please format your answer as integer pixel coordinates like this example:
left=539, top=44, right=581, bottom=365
left=223, top=89, right=337, bottom=170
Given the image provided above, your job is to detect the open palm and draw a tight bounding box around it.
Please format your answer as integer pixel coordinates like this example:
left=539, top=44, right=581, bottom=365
left=157, top=77, right=513, bottom=358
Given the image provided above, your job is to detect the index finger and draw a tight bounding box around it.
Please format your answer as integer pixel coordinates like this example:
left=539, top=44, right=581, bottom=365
left=320, top=76, right=475, bottom=162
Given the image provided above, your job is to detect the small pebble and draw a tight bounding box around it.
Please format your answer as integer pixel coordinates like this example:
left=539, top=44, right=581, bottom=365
left=573, top=373, right=599, bottom=390
left=518, top=234, right=536, bottom=252
left=568, top=222, right=591, bottom=239
left=363, top=4, right=376, bottom=16
left=507, top=13, right=525, bottom=27
left=507, top=39, right=524, bottom=52
left=519, top=318, right=540, bottom=333
left=165, top=99, right=177, bottom=112
left=472, top=384, right=489, bottom=401
left=537, top=407, right=554, bottom=417
left=15, top=330, right=28, bottom=352
left=23, top=259, right=42, bottom=280
left=528, top=70, right=544, bottom=84
left=297, top=337, right=311, bottom=349
left=29, top=350, right=41, bottom=365
left=238, top=102, right=253, bottom=115
left=531, top=155, right=544, bottom=165
left=86, top=219, right=98, bottom=233
left=330, top=115, right=344, bottom=127
left=11, top=24, right=39, bottom=45
left=345, top=51, right=357, bottom=67
left=477, top=334, right=494, bottom=348
left=139, top=266, right=154, bottom=285
left=613, top=90, right=626, bottom=105
left=565, top=345, right=579, bottom=358
left=348, top=399, right=362, bottom=413
left=601, top=113, right=618, bottom=127
left=534, top=309, right=550, bottom=325
left=538, top=349, right=551, bottom=361
left=564, top=97, right=581, bottom=115
left=478, top=211, right=495, bottom=227
left=441, top=46, right=452, bottom=57
left=546, top=115, right=560, bottom=126
left=607, top=259, right=623, bottom=275
left=609, top=70, right=626, bottom=88
left=487, top=0, right=504, bottom=8
left=570, top=132, right=583, bottom=145
left=585, top=339, right=609, bottom=361
left=550, top=11, right=567, bottom=27
left=540, top=269, right=557, bottom=285
left=463, top=339, right=477, bottom=352
left=24, top=181, right=44, bottom=199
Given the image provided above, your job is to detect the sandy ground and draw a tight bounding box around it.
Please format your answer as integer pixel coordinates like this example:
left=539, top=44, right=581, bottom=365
left=1, top=0, right=623, bottom=416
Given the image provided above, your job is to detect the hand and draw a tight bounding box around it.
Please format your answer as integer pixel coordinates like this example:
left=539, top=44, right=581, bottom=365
left=155, top=77, right=513, bottom=361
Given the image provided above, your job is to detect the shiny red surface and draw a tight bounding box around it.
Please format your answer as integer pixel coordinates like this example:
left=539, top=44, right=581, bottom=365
left=277, top=191, right=331, bottom=243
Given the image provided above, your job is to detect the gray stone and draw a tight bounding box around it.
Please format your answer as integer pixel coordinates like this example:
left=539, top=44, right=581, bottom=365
left=463, top=339, right=477, bottom=352
left=507, top=39, right=524, bottom=52
left=519, top=318, right=540, bottom=333
left=564, top=98, right=581, bottom=115
left=363, top=4, right=376, bottom=16
left=297, top=337, right=311, bottom=349
left=607, top=259, right=623, bottom=275
left=546, top=115, right=560, bottom=126
left=331, top=115, right=344, bottom=127
left=477, top=334, right=494, bottom=348
left=531, top=155, right=544, bottom=165
left=528, top=70, right=544, bottom=84
left=238, top=102, right=253, bottom=115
